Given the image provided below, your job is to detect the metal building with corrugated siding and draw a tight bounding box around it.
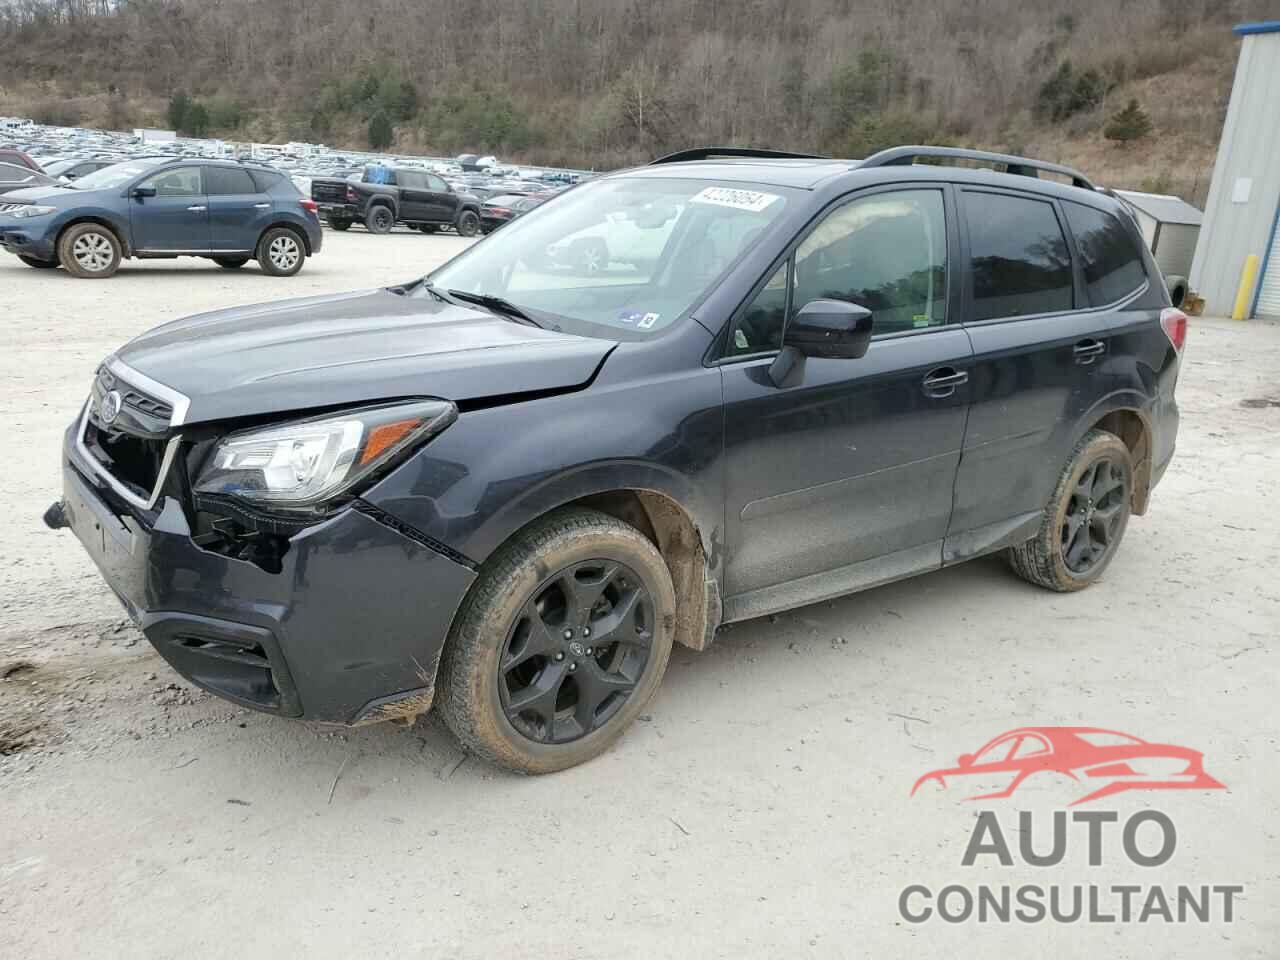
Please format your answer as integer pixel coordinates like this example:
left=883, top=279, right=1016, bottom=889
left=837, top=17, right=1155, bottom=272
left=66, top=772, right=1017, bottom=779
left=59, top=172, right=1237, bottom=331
left=1189, top=21, right=1280, bottom=319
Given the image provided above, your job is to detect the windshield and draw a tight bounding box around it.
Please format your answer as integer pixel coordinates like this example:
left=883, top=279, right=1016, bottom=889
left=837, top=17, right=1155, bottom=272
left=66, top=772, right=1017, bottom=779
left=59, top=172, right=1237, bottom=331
left=72, top=158, right=166, bottom=191
left=428, top=177, right=791, bottom=339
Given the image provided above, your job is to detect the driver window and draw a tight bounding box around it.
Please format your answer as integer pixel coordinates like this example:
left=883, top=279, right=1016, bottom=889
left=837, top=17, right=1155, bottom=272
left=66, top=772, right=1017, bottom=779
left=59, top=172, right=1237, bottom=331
left=793, top=190, right=947, bottom=335
left=139, top=167, right=202, bottom=197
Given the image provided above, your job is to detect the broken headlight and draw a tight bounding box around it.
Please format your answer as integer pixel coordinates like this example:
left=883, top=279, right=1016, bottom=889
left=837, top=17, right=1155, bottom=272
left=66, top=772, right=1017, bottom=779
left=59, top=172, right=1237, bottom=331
left=193, top=400, right=456, bottom=514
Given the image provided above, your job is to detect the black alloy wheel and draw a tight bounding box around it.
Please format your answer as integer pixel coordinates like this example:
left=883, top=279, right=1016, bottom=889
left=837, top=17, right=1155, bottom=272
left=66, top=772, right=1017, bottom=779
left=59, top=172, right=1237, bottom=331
left=499, top=559, right=654, bottom=744
left=1060, top=456, right=1127, bottom=574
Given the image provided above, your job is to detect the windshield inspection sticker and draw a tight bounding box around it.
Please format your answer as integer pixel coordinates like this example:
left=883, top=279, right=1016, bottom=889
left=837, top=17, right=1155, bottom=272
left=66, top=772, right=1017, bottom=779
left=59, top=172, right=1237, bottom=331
left=638, top=312, right=660, bottom=329
left=690, top=187, right=780, bottom=213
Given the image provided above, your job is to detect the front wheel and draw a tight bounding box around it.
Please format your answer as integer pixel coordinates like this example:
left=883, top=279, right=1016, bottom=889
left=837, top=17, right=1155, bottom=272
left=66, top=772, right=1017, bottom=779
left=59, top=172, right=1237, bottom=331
left=19, top=254, right=59, bottom=269
left=437, top=508, right=676, bottom=774
left=58, top=223, right=121, bottom=278
left=455, top=209, right=480, bottom=237
left=256, top=227, right=305, bottom=277
left=1008, top=429, right=1133, bottom=592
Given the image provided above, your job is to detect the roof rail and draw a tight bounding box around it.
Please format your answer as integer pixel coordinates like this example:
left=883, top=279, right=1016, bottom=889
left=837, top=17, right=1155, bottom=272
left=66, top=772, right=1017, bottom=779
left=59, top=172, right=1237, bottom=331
left=858, top=146, right=1096, bottom=190
left=650, top=147, right=826, bottom=165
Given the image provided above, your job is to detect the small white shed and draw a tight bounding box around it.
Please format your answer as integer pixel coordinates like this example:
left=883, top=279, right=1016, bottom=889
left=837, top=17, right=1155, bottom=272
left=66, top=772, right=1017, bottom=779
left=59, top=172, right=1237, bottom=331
left=1114, top=190, right=1203, bottom=281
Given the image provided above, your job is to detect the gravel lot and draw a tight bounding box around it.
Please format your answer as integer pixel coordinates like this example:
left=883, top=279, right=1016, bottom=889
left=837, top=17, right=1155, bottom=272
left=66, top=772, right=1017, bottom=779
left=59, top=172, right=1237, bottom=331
left=0, top=229, right=1277, bottom=959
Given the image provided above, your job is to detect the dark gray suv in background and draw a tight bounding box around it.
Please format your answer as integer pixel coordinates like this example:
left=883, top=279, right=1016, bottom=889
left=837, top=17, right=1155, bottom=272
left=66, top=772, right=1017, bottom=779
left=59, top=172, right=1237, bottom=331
left=0, top=157, right=322, bottom=277
left=45, top=146, right=1185, bottom=773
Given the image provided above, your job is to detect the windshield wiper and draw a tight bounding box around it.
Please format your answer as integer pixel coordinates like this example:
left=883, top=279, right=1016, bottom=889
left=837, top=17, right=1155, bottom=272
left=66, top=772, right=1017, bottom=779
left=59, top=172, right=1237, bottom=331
left=446, top=289, right=544, bottom=328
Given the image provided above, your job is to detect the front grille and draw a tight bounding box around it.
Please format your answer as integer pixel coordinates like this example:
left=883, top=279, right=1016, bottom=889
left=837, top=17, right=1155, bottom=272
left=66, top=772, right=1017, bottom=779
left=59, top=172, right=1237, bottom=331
left=82, top=419, right=165, bottom=499
left=311, top=181, right=347, bottom=203
left=94, top=366, right=174, bottom=422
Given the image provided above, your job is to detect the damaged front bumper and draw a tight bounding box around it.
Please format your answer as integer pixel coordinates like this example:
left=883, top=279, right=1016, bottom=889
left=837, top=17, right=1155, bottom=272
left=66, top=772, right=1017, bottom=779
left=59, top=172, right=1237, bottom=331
left=55, top=424, right=476, bottom=725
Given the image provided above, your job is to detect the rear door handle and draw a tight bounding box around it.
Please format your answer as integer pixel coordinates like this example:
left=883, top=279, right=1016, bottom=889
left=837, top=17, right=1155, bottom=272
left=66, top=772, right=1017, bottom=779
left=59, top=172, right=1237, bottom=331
left=922, top=366, right=969, bottom=398
left=1073, top=338, right=1107, bottom=364
left=187, top=205, right=207, bottom=212
left=253, top=202, right=271, bottom=209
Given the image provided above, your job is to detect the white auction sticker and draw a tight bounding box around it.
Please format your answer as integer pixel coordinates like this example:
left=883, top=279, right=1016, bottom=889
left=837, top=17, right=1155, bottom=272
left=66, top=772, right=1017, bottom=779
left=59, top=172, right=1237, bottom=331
left=689, top=187, right=780, bottom=213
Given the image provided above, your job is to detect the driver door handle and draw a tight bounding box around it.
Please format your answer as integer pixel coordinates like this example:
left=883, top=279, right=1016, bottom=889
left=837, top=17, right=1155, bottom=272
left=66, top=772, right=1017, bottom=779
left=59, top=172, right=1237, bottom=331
left=187, top=204, right=207, bottom=212
left=922, top=366, right=969, bottom=398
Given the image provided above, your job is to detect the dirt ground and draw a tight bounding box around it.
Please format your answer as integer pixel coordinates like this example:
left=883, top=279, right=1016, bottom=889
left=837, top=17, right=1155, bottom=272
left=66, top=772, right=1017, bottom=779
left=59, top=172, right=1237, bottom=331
left=0, top=229, right=1276, bottom=959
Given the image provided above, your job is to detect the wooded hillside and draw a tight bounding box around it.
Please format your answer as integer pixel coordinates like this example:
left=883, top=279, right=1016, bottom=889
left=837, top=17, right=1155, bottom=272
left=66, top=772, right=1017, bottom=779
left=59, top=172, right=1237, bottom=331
left=0, top=0, right=1269, bottom=201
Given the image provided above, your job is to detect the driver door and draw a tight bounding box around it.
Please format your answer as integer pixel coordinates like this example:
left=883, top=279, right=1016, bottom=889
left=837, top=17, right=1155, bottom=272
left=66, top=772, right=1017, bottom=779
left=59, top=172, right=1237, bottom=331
left=719, top=186, right=973, bottom=612
left=129, top=165, right=211, bottom=254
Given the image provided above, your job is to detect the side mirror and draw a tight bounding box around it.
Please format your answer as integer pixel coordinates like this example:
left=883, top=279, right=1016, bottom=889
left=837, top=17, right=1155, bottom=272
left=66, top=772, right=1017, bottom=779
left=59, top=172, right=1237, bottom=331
left=131, top=185, right=156, bottom=199
left=766, top=300, right=873, bottom=388
left=786, top=299, right=873, bottom=359
left=958, top=753, right=975, bottom=768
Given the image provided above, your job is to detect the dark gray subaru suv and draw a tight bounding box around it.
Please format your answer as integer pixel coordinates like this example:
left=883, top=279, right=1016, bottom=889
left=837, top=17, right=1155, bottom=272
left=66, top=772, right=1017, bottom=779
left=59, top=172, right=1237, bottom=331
left=46, top=147, right=1185, bottom=773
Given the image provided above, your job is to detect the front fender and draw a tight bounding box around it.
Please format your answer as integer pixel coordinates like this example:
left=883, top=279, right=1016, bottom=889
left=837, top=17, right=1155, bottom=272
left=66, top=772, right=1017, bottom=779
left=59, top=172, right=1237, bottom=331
left=360, top=363, right=725, bottom=573
left=50, top=205, right=133, bottom=254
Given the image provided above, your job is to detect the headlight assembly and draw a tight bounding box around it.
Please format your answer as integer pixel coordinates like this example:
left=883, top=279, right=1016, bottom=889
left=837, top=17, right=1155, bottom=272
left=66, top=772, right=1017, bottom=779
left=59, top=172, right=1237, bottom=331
left=193, top=399, right=456, bottom=514
left=9, top=205, right=56, bottom=219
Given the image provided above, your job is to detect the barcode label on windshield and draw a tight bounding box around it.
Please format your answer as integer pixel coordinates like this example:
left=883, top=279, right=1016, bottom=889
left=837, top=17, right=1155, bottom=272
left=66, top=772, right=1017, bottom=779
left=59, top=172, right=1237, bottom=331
left=690, top=187, right=780, bottom=213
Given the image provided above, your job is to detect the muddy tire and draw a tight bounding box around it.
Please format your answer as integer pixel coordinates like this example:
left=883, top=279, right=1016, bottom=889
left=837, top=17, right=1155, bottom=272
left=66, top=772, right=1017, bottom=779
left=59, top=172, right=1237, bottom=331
left=1008, top=429, right=1133, bottom=592
left=455, top=209, right=480, bottom=237
left=213, top=256, right=250, bottom=269
left=57, top=222, right=122, bottom=278
left=256, top=227, right=305, bottom=277
left=437, top=508, right=676, bottom=774
left=365, top=205, right=394, bottom=234
left=328, top=218, right=352, bottom=232
left=19, top=254, right=59, bottom=269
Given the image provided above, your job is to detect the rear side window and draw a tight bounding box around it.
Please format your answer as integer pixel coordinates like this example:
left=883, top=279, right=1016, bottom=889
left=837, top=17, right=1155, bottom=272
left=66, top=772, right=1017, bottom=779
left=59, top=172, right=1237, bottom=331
left=964, top=192, right=1073, bottom=321
left=204, top=167, right=257, bottom=196
left=1064, top=202, right=1148, bottom=305
left=249, top=168, right=288, bottom=193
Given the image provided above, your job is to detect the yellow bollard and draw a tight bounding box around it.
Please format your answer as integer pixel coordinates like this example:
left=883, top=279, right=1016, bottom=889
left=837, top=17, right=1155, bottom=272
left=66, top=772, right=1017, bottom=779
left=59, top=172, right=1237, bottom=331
left=1231, top=254, right=1260, bottom=320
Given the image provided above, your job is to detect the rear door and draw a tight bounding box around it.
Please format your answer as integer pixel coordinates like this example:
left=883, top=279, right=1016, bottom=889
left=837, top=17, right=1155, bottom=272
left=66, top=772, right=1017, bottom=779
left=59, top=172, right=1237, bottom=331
left=425, top=174, right=456, bottom=222
left=205, top=165, right=270, bottom=253
left=947, top=188, right=1116, bottom=554
left=395, top=170, right=431, bottom=221
left=129, top=165, right=210, bottom=253
left=720, top=185, right=972, bottom=609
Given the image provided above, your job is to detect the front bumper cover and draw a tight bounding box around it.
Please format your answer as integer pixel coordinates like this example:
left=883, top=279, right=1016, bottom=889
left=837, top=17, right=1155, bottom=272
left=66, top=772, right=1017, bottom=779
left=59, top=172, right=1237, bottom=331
left=61, top=430, right=476, bottom=724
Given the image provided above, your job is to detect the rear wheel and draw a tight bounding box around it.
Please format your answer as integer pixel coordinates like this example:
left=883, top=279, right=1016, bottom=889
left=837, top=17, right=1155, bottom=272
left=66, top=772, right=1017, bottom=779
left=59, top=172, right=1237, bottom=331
left=18, top=254, right=58, bottom=269
left=213, top=256, right=250, bottom=269
left=256, top=227, right=305, bottom=277
left=365, top=205, right=394, bottom=234
left=58, top=223, right=121, bottom=279
left=438, top=508, right=676, bottom=774
left=455, top=209, right=480, bottom=237
left=1008, top=429, right=1133, bottom=592
left=328, top=218, right=352, bottom=232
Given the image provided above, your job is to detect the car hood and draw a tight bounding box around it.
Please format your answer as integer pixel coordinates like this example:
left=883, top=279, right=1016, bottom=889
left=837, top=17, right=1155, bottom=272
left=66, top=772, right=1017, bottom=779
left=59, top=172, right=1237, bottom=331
left=115, top=287, right=616, bottom=426
left=1, top=183, right=83, bottom=203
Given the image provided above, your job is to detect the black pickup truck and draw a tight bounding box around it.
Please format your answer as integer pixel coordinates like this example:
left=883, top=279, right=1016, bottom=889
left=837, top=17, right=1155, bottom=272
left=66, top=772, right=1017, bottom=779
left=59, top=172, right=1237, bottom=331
left=310, top=167, right=482, bottom=236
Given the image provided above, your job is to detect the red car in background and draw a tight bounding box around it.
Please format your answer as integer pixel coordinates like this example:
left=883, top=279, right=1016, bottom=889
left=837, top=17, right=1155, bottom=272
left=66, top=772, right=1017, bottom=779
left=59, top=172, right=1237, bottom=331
left=0, top=148, right=41, bottom=171
left=911, top=727, right=1225, bottom=806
